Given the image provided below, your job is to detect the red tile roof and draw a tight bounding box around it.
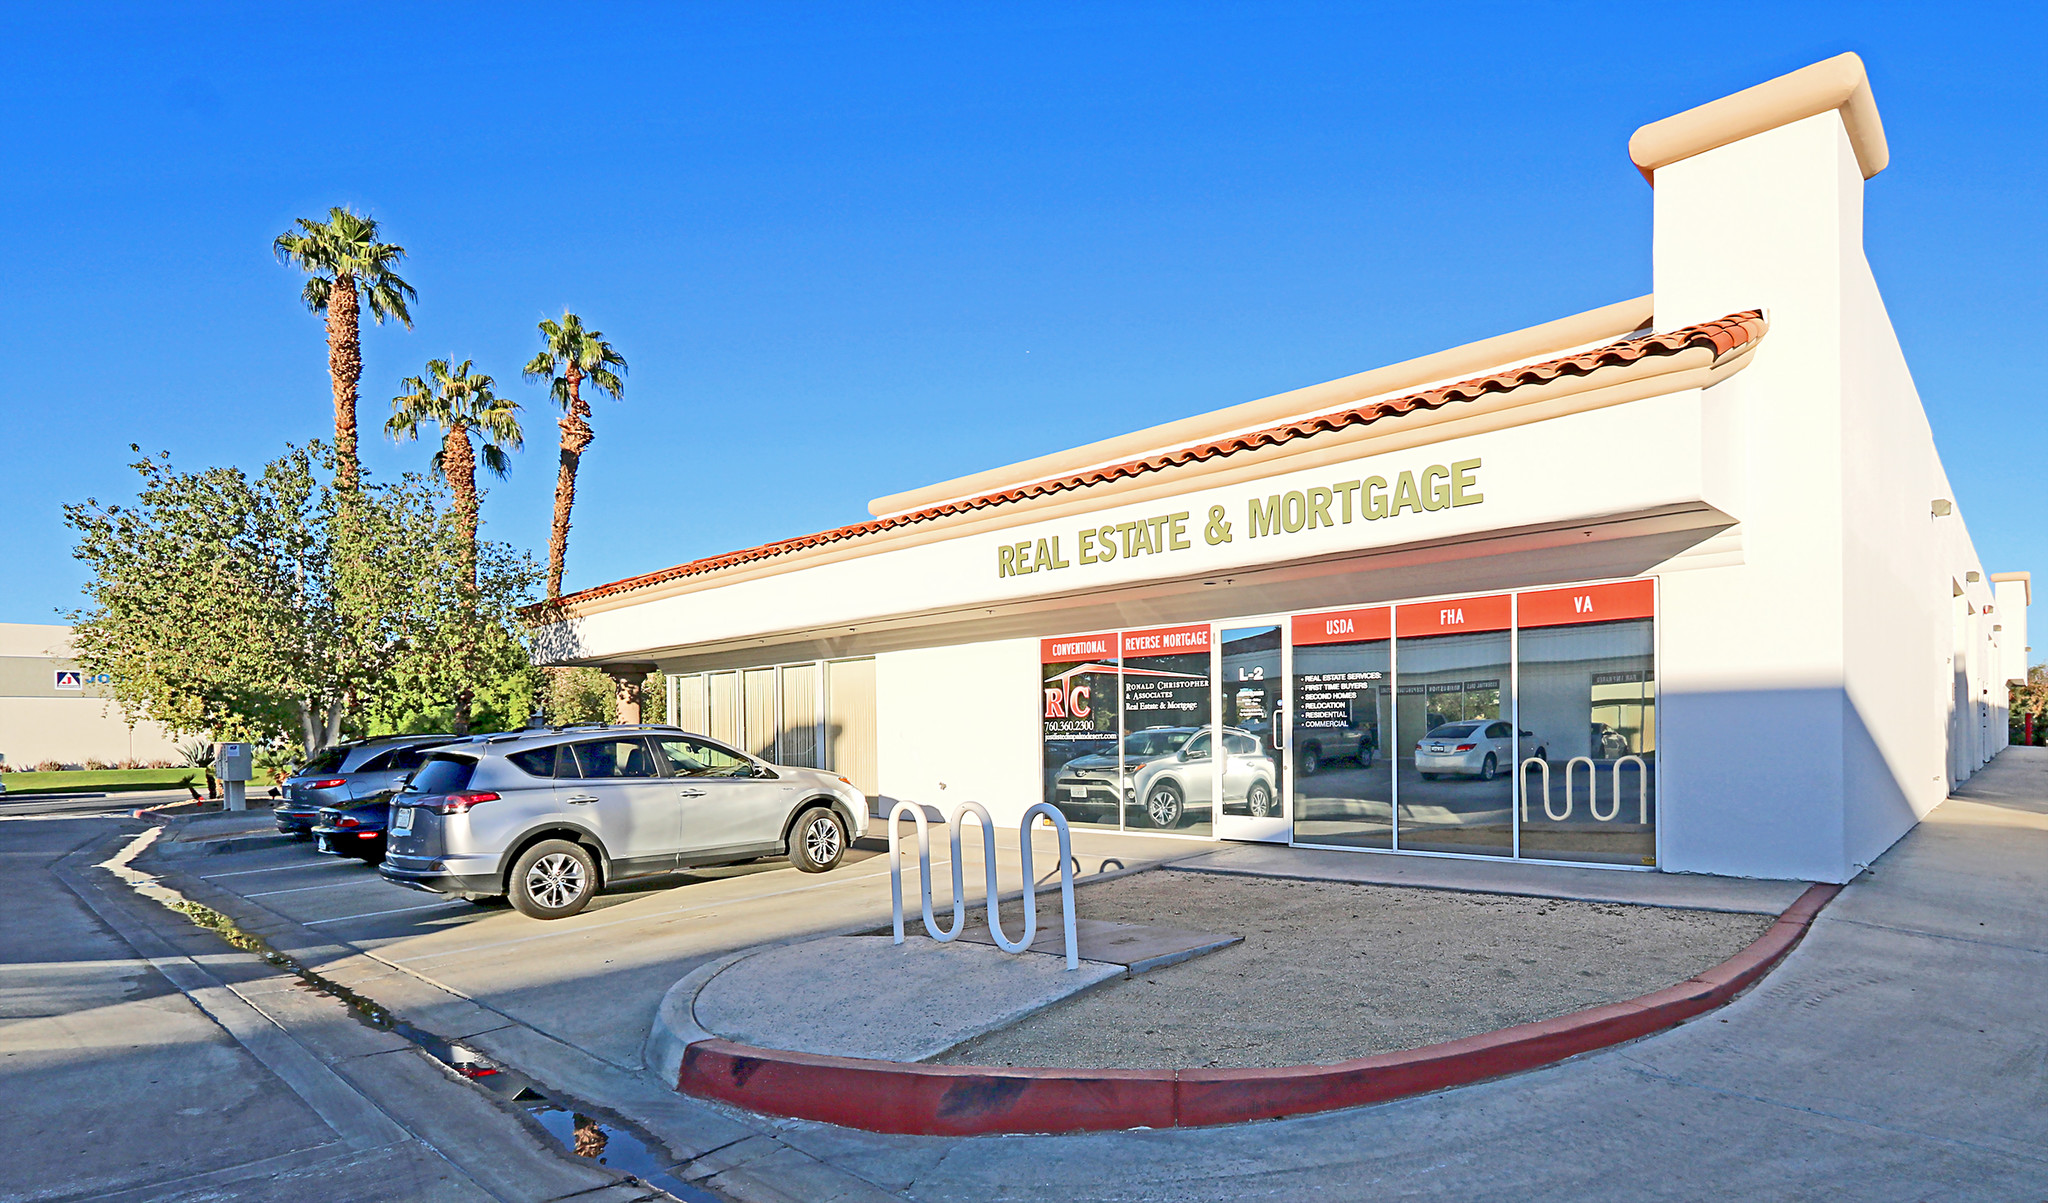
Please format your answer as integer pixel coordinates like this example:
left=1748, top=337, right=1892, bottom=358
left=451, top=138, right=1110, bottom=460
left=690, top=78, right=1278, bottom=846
left=544, top=309, right=1765, bottom=611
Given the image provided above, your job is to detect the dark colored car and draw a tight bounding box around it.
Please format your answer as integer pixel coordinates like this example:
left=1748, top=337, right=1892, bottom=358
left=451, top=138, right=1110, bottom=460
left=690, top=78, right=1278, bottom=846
left=313, top=797, right=395, bottom=862
left=275, top=735, right=458, bottom=837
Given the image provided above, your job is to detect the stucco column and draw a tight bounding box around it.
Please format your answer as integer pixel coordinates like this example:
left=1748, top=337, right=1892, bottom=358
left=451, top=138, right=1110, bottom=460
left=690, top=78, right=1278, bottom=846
left=603, top=663, right=659, bottom=725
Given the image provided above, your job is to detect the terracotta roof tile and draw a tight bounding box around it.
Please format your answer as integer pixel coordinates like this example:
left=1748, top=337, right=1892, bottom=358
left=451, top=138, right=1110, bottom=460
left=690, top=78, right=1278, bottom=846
left=543, top=310, right=1766, bottom=611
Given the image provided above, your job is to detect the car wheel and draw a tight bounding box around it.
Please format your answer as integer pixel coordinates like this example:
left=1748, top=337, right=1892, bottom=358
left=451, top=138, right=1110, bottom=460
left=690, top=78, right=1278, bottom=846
left=1479, top=754, right=1498, bottom=782
left=790, top=807, right=847, bottom=873
left=508, top=839, right=598, bottom=920
left=1247, top=781, right=1275, bottom=818
left=1298, top=744, right=1322, bottom=777
left=1145, top=782, right=1184, bottom=829
left=1420, top=772, right=1437, bottom=781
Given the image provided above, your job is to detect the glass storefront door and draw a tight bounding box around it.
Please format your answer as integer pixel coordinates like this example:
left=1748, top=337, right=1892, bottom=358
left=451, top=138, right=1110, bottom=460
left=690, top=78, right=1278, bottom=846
left=1216, top=620, right=1289, bottom=842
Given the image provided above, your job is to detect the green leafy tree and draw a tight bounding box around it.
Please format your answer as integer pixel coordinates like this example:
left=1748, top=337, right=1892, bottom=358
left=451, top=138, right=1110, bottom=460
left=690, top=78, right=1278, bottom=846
left=274, top=208, right=417, bottom=492
left=2010, top=663, right=2048, bottom=745
left=524, top=312, right=626, bottom=599
left=65, top=444, right=537, bottom=755
left=540, top=667, right=666, bottom=726
left=389, top=359, right=524, bottom=735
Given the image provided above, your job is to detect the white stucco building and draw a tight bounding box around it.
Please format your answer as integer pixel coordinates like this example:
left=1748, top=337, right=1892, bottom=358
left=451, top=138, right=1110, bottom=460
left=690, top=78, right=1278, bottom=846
left=537, top=55, right=2027, bottom=885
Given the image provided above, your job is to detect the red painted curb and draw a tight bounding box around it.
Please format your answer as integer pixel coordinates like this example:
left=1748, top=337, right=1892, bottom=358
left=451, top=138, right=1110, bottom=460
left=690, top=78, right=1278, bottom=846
left=676, top=882, right=1841, bottom=1135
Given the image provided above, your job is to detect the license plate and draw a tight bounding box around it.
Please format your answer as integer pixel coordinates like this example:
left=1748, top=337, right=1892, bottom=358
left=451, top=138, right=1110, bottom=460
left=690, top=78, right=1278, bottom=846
left=392, top=806, right=414, bottom=834
left=1068, top=785, right=1089, bottom=798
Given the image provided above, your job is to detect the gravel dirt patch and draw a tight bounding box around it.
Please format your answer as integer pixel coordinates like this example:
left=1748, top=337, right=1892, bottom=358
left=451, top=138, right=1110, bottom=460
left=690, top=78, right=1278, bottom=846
left=934, top=868, right=1774, bottom=1069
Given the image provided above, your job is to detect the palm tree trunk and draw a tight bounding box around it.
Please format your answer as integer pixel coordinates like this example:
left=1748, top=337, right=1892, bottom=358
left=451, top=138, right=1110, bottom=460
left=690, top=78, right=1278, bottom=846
left=327, top=273, right=362, bottom=491
left=546, top=365, right=591, bottom=600
left=445, top=424, right=478, bottom=736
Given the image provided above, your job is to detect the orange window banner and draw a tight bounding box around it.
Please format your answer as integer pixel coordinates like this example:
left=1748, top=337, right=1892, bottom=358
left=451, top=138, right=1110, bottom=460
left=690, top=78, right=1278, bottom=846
left=1516, top=579, right=1655, bottom=629
left=1120, top=623, right=1211, bottom=657
left=1396, top=593, right=1512, bottom=637
left=1040, top=632, right=1120, bottom=663
left=1292, top=606, right=1392, bottom=646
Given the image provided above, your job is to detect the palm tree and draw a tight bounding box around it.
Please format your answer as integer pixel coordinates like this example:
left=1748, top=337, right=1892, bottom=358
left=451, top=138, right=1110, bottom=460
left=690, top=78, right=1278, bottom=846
left=523, top=313, right=626, bottom=599
left=275, top=208, right=417, bottom=492
left=389, top=359, right=523, bottom=733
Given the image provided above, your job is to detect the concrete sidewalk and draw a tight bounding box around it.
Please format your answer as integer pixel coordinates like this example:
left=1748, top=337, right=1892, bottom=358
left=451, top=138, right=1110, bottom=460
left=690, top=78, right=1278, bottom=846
left=746, top=748, right=2048, bottom=1200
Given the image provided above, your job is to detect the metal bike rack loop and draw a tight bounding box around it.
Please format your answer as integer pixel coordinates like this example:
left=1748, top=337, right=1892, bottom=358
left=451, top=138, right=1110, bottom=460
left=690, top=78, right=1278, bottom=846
left=1519, top=757, right=1550, bottom=823
left=889, top=799, right=1080, bottom=970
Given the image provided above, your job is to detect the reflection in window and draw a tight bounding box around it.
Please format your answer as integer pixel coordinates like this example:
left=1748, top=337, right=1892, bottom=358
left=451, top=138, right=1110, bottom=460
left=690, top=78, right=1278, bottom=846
left=1042, top=641, right=1122, bottom=829
left=1122, top=643, right=1212, bottom=835
left=1396, top=631, right=1513, bottom=857
left=1219, top=625, right=1283, bottom=821
left=1291, top=636, right=1392, bottom=849
left=654, top=737, right=753, bottom=778
left=1517, top=618, right=1656, bottom=865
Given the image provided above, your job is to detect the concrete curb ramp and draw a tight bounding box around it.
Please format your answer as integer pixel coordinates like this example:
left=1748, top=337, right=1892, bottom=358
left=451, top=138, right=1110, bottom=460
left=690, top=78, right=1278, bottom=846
left=667, top=883, right=1840, bottom=1136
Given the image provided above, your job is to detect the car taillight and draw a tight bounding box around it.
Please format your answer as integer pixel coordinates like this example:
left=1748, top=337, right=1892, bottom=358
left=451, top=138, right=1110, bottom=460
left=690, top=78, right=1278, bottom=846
left=432, top=791, right=500, bottom=815
left=338, top=816, right=359, bottom=828
left=1454, top=744, right=1477, bottom=753
left=309, top=778, right=346, bottom=789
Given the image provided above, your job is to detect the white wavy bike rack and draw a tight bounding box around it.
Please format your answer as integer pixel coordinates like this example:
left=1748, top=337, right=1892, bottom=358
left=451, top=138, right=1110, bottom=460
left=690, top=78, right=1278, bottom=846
left=1519, top=754, right=1650, bottom=823
left=888, top=800, right=1080, bottom=970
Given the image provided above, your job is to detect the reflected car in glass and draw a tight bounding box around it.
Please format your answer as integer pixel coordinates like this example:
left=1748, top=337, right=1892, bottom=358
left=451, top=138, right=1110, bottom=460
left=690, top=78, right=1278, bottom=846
left=1054, top=726, right=1276, bottom=829
left=1414, top=721, right=1546, bottom=781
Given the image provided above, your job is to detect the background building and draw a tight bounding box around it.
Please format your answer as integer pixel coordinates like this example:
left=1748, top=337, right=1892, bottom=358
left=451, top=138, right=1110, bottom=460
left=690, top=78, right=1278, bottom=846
left=0, top=623, right=185, bottom=768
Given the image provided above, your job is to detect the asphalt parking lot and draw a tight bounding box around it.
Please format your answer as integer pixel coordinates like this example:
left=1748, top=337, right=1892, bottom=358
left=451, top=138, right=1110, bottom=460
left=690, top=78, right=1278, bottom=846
left=146, top=817, right=1199, bottom=1072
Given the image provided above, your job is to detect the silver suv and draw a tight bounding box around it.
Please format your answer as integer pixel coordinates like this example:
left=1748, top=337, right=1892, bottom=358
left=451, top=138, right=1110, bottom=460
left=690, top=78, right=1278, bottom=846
left=276, top=734, right=460, bottom=837
left=377, top=725, right=869, bottom=919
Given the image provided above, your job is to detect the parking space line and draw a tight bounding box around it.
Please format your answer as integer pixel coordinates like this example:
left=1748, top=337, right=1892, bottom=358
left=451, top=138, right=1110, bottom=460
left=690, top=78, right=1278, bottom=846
left=305, top=900, right=469, bottom=925
left=201, top=860, right=354, bottom=880
left=244, top=879, right=385, bottom=899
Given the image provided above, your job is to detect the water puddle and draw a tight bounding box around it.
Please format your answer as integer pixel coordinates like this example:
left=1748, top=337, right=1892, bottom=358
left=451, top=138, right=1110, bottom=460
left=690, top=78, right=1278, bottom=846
left=102, top=827, right=721, bottom=1203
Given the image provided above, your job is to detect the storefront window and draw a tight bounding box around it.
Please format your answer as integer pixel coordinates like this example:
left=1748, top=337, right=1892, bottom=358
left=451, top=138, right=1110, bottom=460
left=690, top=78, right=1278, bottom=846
left=1041, top=633, right=1121, bottom=829
left=1394, top=596, right=1513, bottom=857
left=1290, top=607, right=1392, bottom=849
left=1219, top=625, right=1283, bottom=820
left=1120, top=624, right=1213, bottom=834
left=1515, top=581, right=1656, bottom=865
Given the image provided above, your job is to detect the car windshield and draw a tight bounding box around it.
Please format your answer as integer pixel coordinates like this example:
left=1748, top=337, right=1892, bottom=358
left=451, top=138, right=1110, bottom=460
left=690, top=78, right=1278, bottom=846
left=1123, top=729, right=1193, bottom=757
left=404, top=755, right=476, bottom=794
left=1425, top=722, right=1481, bottom=739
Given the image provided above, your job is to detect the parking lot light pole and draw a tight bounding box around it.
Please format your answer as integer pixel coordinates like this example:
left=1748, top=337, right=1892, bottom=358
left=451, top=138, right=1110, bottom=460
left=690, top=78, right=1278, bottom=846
left=603, top=663, right=659, bottom=725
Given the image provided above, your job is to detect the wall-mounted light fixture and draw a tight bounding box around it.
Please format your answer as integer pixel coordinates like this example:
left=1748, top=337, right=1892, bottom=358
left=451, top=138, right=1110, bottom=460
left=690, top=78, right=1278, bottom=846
left=1932, top=499, right=1953, bottom=516
left=1967, top=570, right=1982, bottom=582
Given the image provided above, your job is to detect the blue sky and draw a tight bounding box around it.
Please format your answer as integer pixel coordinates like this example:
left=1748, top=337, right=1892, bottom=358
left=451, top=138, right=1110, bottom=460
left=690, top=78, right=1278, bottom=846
left=2, top=3, right=2042, bottom=627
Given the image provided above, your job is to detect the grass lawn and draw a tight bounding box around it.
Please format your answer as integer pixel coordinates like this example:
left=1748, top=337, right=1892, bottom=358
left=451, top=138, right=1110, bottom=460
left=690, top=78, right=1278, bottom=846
left=3, top=768, right=203, bottom=795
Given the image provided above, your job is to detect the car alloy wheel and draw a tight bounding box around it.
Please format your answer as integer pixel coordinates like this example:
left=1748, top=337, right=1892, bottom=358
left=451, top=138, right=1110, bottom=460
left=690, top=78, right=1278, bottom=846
left=526, top=853, right=587, bottom=910
left=1247, top=781, right=1275, bottom=818
left=1298, top=745, right=1321, bottom=777
left=1479, top=754, right=1498, bottom=782
left=790, top=806, right=847, bottom=873
left=1146, top=783, right=1183, bottom=828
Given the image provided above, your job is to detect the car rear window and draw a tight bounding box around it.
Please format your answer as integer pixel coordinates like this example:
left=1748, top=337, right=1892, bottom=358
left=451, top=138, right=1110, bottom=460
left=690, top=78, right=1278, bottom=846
left=406, top=755, right=476, bottom=794
left=1426, top=723, right=1481, bottom=739
left=300, top=747, right=349, bottom=775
